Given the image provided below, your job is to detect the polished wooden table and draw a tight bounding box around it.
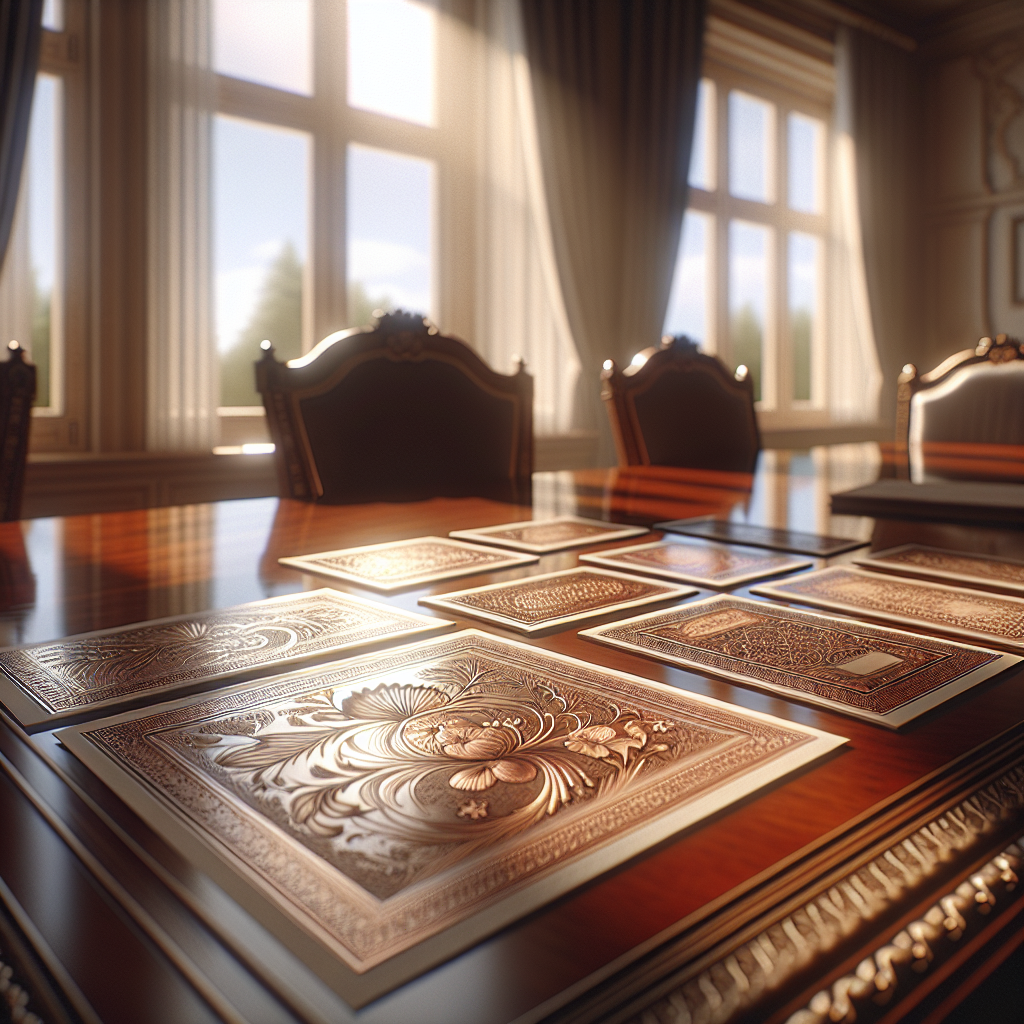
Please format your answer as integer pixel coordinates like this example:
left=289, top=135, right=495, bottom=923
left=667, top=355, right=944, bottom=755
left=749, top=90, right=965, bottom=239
left=0, top=445, right=1021, bottom=1024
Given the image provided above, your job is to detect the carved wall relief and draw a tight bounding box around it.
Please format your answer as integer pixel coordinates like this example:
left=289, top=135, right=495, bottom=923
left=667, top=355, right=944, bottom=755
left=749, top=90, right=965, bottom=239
left=975, top=38, right=1024, bottom=195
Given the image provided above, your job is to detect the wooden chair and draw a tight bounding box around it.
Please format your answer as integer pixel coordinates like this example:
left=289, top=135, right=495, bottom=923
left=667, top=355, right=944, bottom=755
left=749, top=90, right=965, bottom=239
left=0, top=342, right=35, bottom=521
left=895, top=333, right=1024, bottom=480
left=256, top=311, right=533, bottom=505
left=601, top=335, right=760, bottom=473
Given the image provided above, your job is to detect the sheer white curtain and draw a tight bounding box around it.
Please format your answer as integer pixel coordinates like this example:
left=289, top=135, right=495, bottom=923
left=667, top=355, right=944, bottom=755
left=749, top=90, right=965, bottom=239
left=147, top=0, right=218, bottom=451
left=472, top=0, right=579, bottom=436
left=828, top=25, right=917, bottom=427
left=827, top=30, right=883, bottom=424
left=0, top=182, right=32, bottom=358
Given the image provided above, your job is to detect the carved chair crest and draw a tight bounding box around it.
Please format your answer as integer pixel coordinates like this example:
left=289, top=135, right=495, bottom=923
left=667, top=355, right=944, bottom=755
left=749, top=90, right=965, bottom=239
left=0, top=342, right=36, bottom=521
left=895, top=333, right=1024, bottom=480
left=256, top=311, right=533, bottom=505
left=601, top=335, right=760, bottom=473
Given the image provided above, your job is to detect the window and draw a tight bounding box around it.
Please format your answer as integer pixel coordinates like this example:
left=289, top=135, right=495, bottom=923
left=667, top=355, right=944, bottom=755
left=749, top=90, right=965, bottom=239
left=664, top=24, right=833, bottom=428
left=214, top=0, right=452, bottom=443
left=0, top=0, right=87, bottom=451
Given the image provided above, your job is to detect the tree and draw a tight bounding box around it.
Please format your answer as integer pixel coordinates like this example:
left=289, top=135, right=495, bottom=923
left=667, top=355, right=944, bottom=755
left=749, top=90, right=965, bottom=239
left=347, top=280, right=391, bottom=330
left=220, top=241, right=303, bottom=407
left=791, top=307, right=812, bottom=401
left=730, top=302, right=762, bottom=402
left=30, top=267, right=51, bottom=408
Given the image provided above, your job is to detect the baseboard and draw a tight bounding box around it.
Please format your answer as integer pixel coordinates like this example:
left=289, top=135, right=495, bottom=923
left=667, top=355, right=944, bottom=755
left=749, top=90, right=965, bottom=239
left=22, top=452, right=278, bottom=519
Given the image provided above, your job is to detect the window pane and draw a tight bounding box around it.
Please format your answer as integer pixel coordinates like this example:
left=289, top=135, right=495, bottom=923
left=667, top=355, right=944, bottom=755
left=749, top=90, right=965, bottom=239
left=664, top=211, right=712, bottom=346
left=788, top=113, right=823, bottom=213
left=28, top=75, right=62, bottom=410
left=214, top=116, right=310, bottom=407
left=347, top=145, right=434, bottom=324
left=789, top=232, right=819, bottom=402
left=42, top=0, right=64, bottom=31
left=214, top=0, right=312, bottom=96
left=688, top=79, right=715, bottom=191
left=729, top=91, right=773, bottom=203
left=348, top=0, right=435, bottom=126
left=729, top=220, right=769, bottom=402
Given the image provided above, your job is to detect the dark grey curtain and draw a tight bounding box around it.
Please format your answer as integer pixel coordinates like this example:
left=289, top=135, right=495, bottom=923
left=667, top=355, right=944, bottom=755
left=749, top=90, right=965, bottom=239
left=0, top=0, right=43, bottom=272
left=837, top=26, right=923, bottom=426
left=520, top=0, right=706, bottom=457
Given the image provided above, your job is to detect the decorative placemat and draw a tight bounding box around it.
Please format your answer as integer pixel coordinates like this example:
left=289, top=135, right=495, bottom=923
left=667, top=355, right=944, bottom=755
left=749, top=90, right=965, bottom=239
left=58, top=630, right=843, bottom=1005
left=580, top=595, right=1016, bottom=727
left=449, top=516, right=647, bottom=553
left=420, top=568, right=695, bottom=634
left=856, top=545, right=1024, bottom=596
left=580, top=540, right=812, bottom=588
left=279, top=537, right=538, bottom=591
left=753, top=566, right=1024, bottom=653
left=655, top=518, right=866, bottom=557
left=0, top=590, right=453, bottom=728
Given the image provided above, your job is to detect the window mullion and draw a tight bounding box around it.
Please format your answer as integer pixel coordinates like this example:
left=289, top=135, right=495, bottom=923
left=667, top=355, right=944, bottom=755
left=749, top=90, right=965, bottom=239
left=313, top=1, right=348, bottom=342
left=715, top=79, right=730, bottom=365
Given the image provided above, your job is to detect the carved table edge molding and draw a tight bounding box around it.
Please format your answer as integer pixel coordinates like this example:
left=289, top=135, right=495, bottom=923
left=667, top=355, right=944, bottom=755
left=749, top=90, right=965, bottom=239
left=0, top=743, right=253, bottom=1024
left=595, top=761, right=1024, bottom=1024
left=776, top=840, right=1022, bottom=1024
left=0, top=902, right=61, bottom=1024
left=0, top=868, right=99, bottom=1024
left=540, top=731, right=1024, bottom=1024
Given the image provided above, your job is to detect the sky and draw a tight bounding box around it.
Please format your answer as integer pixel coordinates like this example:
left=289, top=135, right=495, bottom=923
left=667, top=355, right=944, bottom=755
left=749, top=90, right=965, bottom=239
left=212, top=0, right=435, bottom=353
left=664, top=91, right=822, bottom=348
left=28, top=75, right=59, bottom=297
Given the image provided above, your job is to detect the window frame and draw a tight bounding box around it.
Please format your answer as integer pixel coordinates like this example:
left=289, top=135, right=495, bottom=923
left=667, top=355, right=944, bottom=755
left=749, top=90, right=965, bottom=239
left=213, top=0, right=475, bottom=443
left=27, top=0, right=89, bottom=452
left=684, top=16, right=835, bottom=433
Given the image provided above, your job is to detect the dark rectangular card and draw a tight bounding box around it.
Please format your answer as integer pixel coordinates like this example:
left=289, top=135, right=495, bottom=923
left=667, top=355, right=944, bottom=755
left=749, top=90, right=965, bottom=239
left=656, top=518, right=866, bottom=557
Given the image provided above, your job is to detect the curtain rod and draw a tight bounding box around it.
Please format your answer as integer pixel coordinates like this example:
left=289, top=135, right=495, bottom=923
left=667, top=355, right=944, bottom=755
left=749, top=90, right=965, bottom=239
left=716, top=0, right=918, bottom=52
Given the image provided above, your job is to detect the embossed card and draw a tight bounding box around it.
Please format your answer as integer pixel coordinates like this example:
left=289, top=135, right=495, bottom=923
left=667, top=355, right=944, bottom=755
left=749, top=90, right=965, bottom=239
left=449, top=516, right=648, bottom=553
left=0, top=589, right=453, bottom=728
left=279, top=536, right=538, bottom=591
left=856, top=545, right=1024, bottom=596
left=420, top=568, right=695, bottom=634
left=581, top=595, right=1017, bottom=727
left=753, top=566, right=1024, bottom=653
left=580, top=540, right=812, bottom=588
left=58, top=630, right=844, bottom=1004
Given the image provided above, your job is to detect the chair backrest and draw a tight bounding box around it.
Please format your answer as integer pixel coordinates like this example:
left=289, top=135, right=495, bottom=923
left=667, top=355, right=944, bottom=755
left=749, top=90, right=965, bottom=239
left=256, top=311, right=533, bottom=505
left=601, top=335, right=760, bottom=473
left=895, top=334, right=1024, bottom=478
left=0, top=342, right=35, bottom=521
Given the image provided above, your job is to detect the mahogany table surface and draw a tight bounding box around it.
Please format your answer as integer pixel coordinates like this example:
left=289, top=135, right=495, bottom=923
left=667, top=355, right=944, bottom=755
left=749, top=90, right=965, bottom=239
left=0, top=444, right=1021, bottom=1024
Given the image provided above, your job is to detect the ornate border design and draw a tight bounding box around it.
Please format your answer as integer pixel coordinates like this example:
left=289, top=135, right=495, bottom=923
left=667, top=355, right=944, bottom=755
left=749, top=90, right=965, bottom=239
left=278, top=537, right=538, bottom=591
left=753, top=566, right=1024, bottom=653
left=0, top=589, right=453, bottom=728
left=420, top=568, right=695, bottom=634
left=581, top=596, right=1018, bottom=727
left=57, top=630, right=843, bottom=1004
left=856, top=544, right=1024, bottom=596
left=580, top=540, right=812, bottom=588
left=449, top=516, right=648, bottom=553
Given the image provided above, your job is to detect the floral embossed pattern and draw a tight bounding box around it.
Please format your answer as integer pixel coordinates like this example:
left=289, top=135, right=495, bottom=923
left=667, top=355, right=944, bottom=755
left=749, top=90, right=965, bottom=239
left=0, top=590, right=451, bottom=725
left=754, top=566, right=1024, bottom=651
left=61, top=631, right=841, bottom=982
left=450, top=516, right=647, bottom=553
left=858, top=545, right=1024, bottom=596
left=421, top=568, right=694, bottom=633
left=580, top=540, right=811, bottom=588
left=279, top=536, right=538, bottom=591
left=582, top=596, right=1011, bottom=725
